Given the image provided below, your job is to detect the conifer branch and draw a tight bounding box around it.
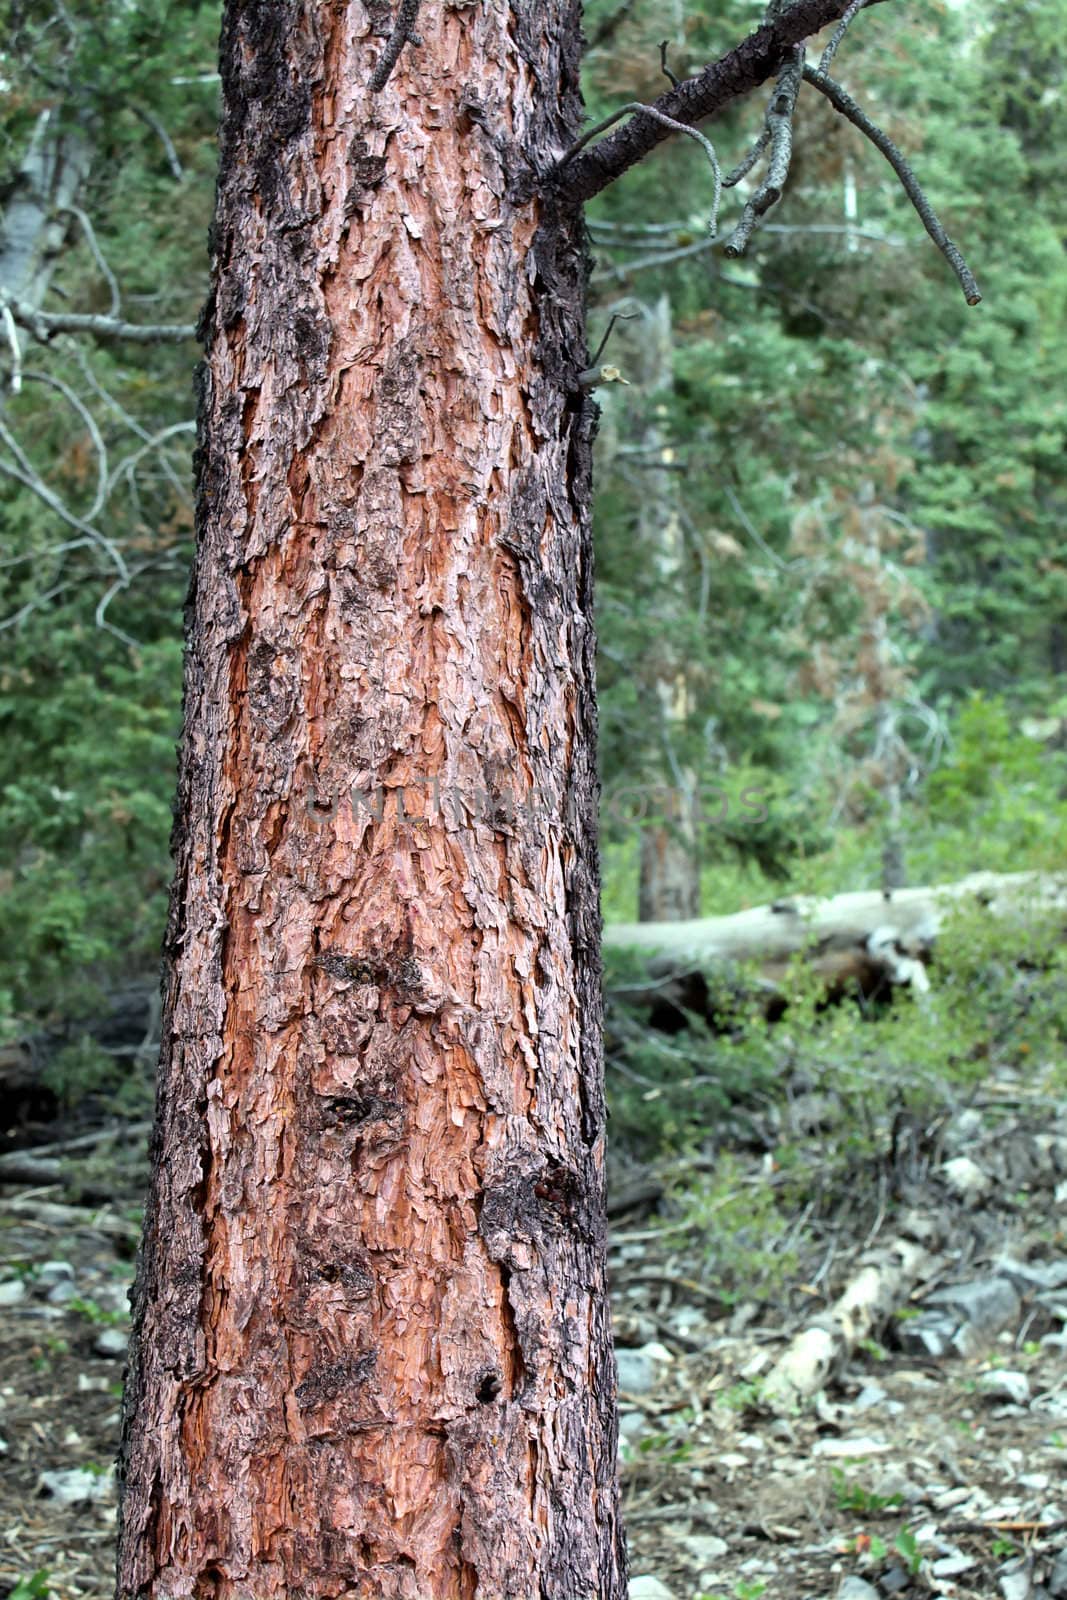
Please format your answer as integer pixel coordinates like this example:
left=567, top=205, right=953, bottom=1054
left=551, top=0, right=881, bottom=202
left=0, top=294, right=197, bottom=345
left=818, top=0, right=874, bottom=73
left=801, top=65, right=982, bottom=304
left=723, top=45, right=804, bottom=257
left=561, top=106, right=723, bottom=238
left=369, top=0, right=422, bottom=92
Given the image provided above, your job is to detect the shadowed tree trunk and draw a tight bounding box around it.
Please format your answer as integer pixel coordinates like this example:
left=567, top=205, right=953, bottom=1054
left=116, top=2, right=624, bottom=1595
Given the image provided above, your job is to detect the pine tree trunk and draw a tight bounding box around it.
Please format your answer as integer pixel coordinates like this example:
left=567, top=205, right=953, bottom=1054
left=116, top=3, right=624, bottom=1596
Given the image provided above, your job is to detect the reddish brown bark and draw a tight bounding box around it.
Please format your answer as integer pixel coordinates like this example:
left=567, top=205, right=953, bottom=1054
left=116, top=2, right=624, bottom=1596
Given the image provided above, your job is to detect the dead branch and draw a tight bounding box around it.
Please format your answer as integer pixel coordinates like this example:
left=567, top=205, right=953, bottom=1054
left=551, top=0, right=876, bottom=203
left=802, top=65, right=981, bottom=303
left=370, top=0, right=422, bottom=92
left=724, top=45, right=805, bottom=257
left=0, top=293, right=196, bottom=345
left=562, top=105, right=723, bottom=238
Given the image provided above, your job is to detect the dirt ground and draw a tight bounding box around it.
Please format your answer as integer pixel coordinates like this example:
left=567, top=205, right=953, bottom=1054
left=1, top=1082, right=1065, bottom=1600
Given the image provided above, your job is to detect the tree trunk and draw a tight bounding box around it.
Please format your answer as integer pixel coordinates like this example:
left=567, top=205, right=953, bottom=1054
left=0, top=110, right=92, bottom=311
left=116, top=3, right=624, bottom=1597
left=630, top=296, right=701, bottom=924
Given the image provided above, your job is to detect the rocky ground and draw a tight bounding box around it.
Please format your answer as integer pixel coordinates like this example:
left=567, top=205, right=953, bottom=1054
left=1, top=1084, right=1065, bottom=1600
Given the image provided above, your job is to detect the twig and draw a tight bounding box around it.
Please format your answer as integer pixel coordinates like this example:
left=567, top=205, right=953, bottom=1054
left=0, top=416, right=128, bottom=581
left=562, top=104, right=722, bottom=238
left=819, top=0, right=872, bottom=72
left=25, top=369, right=109, bottom=520
left=590, top=306, right=640, bottom=365
left=724, top=45, right=805, bottom=257
left=60, top=204, right=121, bottom=318
left=587, top=0, right=638, bottom=50
left=802, top=65, right=981, bottom=303
left=660, top=39, right=680, bottom=89
left=132, top=103, right=184, bottom=180
left=724, top=126, right=770, bottom=188
left=370, top=0, right=422, bottom=92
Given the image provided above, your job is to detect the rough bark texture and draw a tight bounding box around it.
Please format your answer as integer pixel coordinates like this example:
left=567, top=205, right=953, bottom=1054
left=116, top=2, right=624, bottom=1596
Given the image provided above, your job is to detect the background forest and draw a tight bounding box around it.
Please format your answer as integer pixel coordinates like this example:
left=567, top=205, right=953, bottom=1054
left=2, top=0, right=1065, bottom=1146
left=1, top=2, right=1067, bottom=1597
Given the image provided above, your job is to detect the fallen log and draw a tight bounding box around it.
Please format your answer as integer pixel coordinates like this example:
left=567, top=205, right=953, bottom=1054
left=604, top=870, right=1067, bottom=1008
left=760, top=1220, right=944, bottom=1413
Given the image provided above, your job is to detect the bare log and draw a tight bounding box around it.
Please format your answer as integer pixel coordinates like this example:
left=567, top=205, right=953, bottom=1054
left=605, top=871, right=1067, bottom=1001
left=761, top=1223, right=943, bottom=1412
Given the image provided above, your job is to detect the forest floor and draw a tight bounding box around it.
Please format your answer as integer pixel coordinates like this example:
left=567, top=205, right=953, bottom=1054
left=0, top=1065, right=1065, bottom=1600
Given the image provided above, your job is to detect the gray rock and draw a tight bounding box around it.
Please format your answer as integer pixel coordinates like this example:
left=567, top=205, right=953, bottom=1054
left=615, top=1342, right=671, bottom=1395
left=46, top=1278, right=78, bottom=1305
left=1000, top=1562, right=1037, bottom=1600
left=837, top=1579, right=881, bottom=1600
left=941, top=1156, right=991, bottom=1201
left=93, top=1326, right=129, bottom=1358
left=0, top=1278, right=26, bottom=1306
left=896, top=1313, right=955, bottom=1358
left=994, top=1258, right=1067, bottom=1293
left=617, top=1410, right=648, bottom=1442
left=1048, top=1549, right=1067, bottom=1598
left=37, top=1466, right=114, bottom=1506
left=629, top=1579, right=676, bottom=1600
left=35, top=1260, right=74, bottom=1288
left=979, top=1370, right=1031, bottom=1405
left=682, top=1534, right=728, bottom=1562
left=926, top=1277, right=1021, bottom=1343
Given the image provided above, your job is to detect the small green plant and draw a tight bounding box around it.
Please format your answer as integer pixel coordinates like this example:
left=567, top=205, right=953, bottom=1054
left=68, top=1295, right=126, bottom=1327
left=719, top=1379, right=764, bottom=1412
left=8, top=1572, right=52, bottom=1600
left=831, top=1468, right=903, bottom=1515
left=30, top=1333, right=69, bottom=1371
left=894, top=1525, right=922, bottom=1575
left=991, top=1536, right=1019, bottom=1558
left=636, top=1432, right=694, bottom=1465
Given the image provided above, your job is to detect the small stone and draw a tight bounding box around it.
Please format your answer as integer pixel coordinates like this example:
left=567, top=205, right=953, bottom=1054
left=837, top=1578, right=881, bottom=1600
left=46, top=1278, right=78, bottom=1305
left=934, top=1554, right=977, bottom=1577
left=93, top=1327, right=129, bottom=1358
left=941, top=1156, right=992, bottom=1201
left=979, top=1370, right=1030, bottom=1405
left=1047, top=1548, right=1067, bottom=1597
left=617, top=1410, right=647, bottom=1442
left=896, top=1314, right=955, bottom=1358
left=36, top=1261, right=75, bottom=1288
left=812, top=1435, right=890, bottom=1458
left=682, top=1535, right=728, bottom=1562
left=927, top=1278, right=1021, bottom=1338
left=615, top=1342, right=671, bottom=1395
left=1000, top=1563, right=1035, bottom=1600
left=629, top=1579, right=676, bottom=1600
left=37, top=1467, right=114, bottom=1507
left=0, top=1279, right=26, bottom=1306
left=852, top=1383, right=888, bottom=1412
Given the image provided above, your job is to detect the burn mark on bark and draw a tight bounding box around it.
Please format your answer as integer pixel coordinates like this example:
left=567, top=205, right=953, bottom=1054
left=344, top=135, right=389, bottom=217
left=313, top=950, right=385, bottom=985
left=317, top=1091, right=403, bottom=1130
left=295, top=1350, right=377, bottom=1408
